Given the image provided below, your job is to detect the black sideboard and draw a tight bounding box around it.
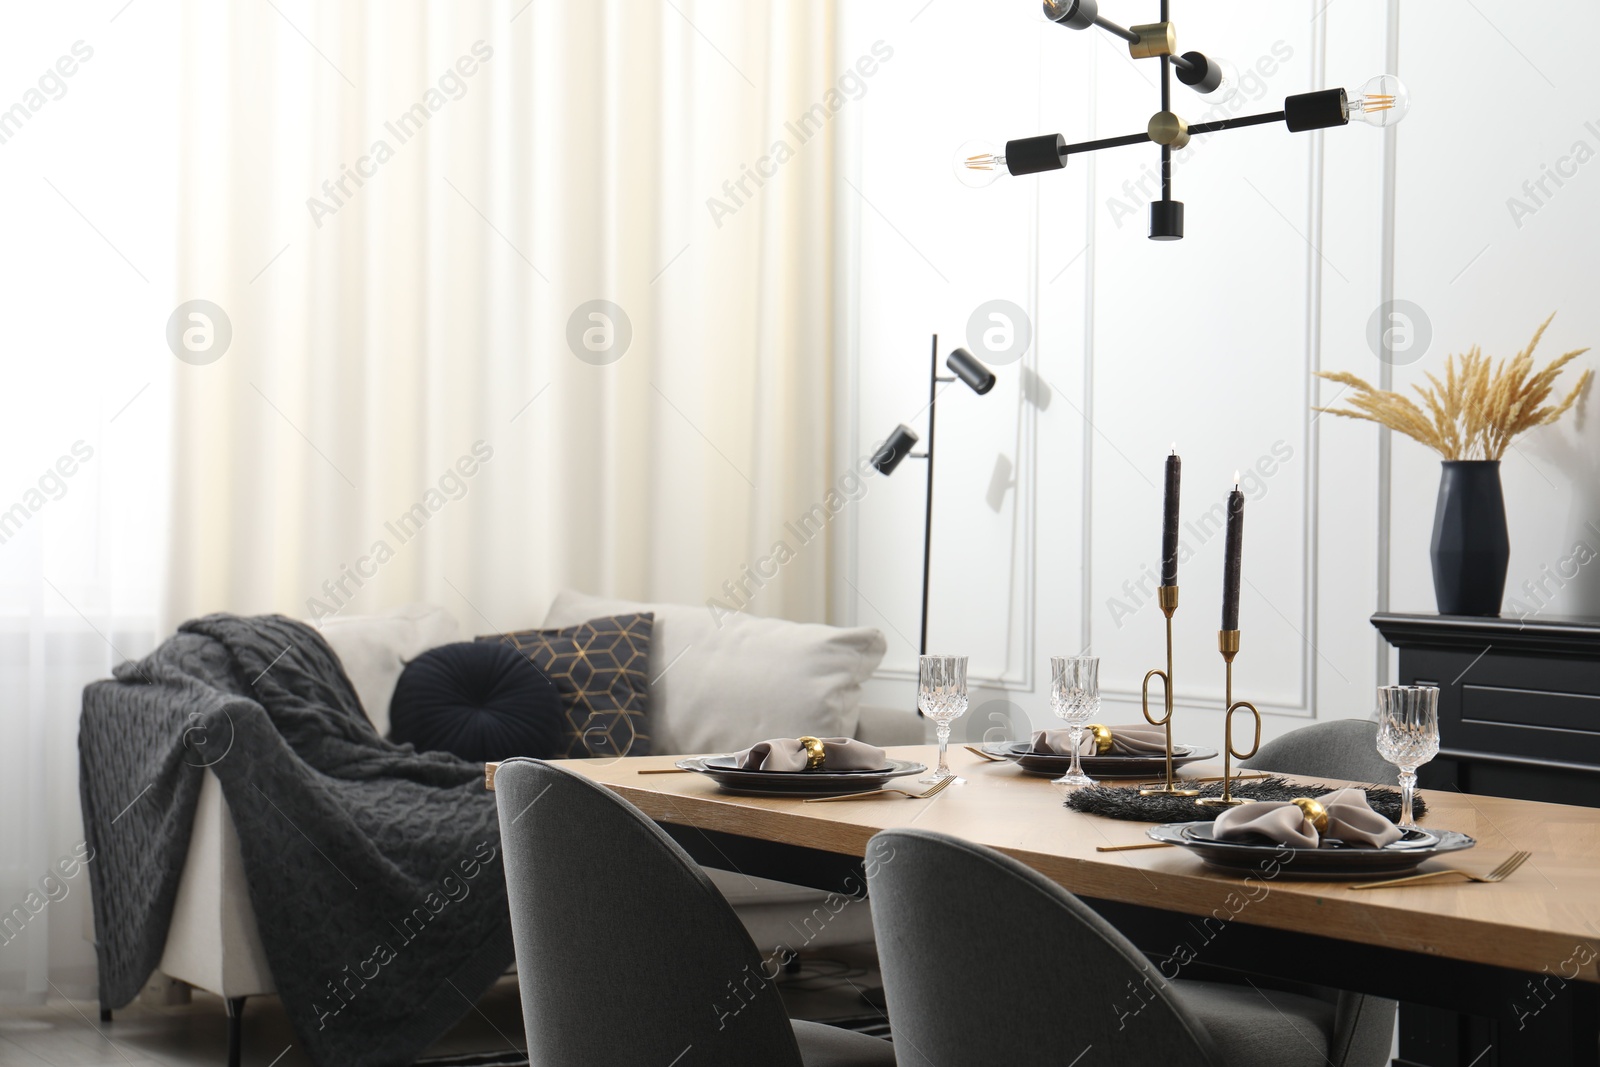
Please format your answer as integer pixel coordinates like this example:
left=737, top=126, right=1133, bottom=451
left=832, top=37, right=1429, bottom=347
left=1374, top=613, right=1600, bottom=1067
left=1372, top=612, right=1600, bottom=808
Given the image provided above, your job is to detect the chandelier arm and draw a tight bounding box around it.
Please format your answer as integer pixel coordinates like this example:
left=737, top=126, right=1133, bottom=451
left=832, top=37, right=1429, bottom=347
left=1160, top=51, right=1173, bottom=201
left=1088, top=13, right=1138, bottom=42
left=1056, top=131, right=1153, bottom=157
left=1185, top=110, right=1288, bottom=136
left=1056, top=105, right=1302, bottom=160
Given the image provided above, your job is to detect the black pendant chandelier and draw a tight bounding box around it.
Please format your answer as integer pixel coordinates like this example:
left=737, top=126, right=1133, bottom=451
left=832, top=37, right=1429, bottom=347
left=958, top=0, right=1409, bottom=240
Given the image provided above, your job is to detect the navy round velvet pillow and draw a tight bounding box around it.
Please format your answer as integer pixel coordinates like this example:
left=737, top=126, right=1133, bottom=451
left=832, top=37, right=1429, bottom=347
left=389, top=641, right=563, bottom=763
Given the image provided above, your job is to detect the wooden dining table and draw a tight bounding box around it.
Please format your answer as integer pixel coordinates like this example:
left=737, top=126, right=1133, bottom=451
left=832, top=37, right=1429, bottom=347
left=487, top=744, right=1600, bottom=1065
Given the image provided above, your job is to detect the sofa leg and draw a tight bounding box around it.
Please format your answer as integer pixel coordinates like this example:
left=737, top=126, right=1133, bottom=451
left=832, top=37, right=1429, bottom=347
left=226, top=996, right=246, bottom=1067
left=99, top=1008, right=111, bottom=1023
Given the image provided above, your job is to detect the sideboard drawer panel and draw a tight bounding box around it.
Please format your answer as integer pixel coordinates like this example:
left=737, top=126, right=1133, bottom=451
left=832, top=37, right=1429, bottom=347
left=1461, top=683, right=1600, bottom=736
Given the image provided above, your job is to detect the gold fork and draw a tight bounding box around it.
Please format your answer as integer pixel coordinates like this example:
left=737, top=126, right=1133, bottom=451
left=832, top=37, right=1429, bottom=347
left=803, top=775, right=957, bottom=803
left=1347, top=850, right=1531, bottom=891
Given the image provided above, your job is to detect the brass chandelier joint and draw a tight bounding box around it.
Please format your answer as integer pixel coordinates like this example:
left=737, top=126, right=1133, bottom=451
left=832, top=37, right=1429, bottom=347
left=1128, top=21, right=1176, bottom=60
left=1147, top=110, right=1190, bottom=149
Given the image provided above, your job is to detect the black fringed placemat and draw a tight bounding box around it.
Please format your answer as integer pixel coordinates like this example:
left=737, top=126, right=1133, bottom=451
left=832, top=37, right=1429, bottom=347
left=1062, top=777, right=1426, bottom=824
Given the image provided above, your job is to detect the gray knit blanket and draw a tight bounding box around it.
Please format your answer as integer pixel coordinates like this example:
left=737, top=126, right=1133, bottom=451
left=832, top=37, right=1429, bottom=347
left=78, top=614, right=515, bottom=1066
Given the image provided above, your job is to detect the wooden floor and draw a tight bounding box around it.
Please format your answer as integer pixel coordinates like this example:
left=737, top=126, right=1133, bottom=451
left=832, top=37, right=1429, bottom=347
left=0, top=949, right=883, bottom=1066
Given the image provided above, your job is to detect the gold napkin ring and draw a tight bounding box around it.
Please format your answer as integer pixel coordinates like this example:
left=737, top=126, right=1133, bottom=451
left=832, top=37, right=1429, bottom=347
left=1291, top=797, right=1329, bottom=833
left=796, top=736, right=826, bottom=772
left=1086, top=724, right=1114, bottom=755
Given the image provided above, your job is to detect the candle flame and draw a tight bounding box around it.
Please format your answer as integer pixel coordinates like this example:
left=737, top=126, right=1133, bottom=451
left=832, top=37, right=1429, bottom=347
left=1170, top=442, right=1177, bottom=454
left=1233, top=470, right=1241, bottom=487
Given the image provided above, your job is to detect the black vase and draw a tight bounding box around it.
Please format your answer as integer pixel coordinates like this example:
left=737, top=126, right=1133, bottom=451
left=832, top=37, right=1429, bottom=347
left=1430, top=461, right=1510, bottom=616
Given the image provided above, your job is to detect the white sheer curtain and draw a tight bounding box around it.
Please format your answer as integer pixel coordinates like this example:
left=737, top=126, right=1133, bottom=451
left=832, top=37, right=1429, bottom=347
left=164, top=0, right=842, bottom=636
left=4, top=0, right=841, bottom=1001
left=0, top=4, right=179, bottom=998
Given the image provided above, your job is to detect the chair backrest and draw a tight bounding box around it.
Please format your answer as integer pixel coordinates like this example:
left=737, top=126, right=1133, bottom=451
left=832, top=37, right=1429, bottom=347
left=1240, top=719, right=1400, bottom=1067
left=1242, top=719, right=1395, bottom=785
left=865, top=828, right=1222, bottom=1067
left=494, top=759, right=803, bottom=1066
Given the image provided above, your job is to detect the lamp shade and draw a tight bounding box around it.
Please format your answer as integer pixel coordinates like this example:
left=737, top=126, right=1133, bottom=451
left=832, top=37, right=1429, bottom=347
left=946, top=347, right=996, bottom=394
left=1149, top=199, right=1184, bottom=241
left=872, top=424, right=920, bottom=476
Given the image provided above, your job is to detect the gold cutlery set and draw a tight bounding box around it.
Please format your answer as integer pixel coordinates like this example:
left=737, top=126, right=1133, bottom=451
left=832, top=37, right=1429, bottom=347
left=1347, top=850, right=1531, bottom=891
left=802, top=775, right=957, bottom=804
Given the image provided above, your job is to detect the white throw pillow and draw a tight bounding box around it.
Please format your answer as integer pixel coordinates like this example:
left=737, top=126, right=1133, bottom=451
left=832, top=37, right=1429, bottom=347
left=540, top=590, right=886, bottom=756
left=312, top=604, right=461, bottom=736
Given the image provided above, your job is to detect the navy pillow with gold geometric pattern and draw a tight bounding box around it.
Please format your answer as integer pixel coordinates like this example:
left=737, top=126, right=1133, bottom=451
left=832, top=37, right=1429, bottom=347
left=481, top=612, right=653, bottom=758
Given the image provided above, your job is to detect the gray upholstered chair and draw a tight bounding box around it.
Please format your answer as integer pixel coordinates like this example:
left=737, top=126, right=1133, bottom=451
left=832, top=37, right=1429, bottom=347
left=866, top=828, right=1393, bottom=1067
left=494, top=758, right=896, bottom=1066
left=1243, top=718, right=1396, bottom=785
left=1237, top=717, right=1401, bottom=1063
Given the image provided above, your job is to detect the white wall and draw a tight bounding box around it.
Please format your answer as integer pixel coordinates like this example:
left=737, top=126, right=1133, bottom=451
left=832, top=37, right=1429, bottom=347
left=836, top=0, right=1600, bottom=746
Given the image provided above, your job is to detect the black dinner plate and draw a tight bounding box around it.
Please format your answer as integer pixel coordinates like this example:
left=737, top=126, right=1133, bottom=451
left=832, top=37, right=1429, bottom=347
left=676, top=756, right=928, bottom=797
left=1001, top=742, right=1219, bottom=779
left=699, top=756, right=895, bottom=776
left=1147, top=820, right=1477, bottom=880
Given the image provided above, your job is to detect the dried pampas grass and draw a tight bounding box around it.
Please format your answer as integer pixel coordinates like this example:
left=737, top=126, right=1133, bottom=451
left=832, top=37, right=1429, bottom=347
left=1315, top=314, right=1592, bottom=461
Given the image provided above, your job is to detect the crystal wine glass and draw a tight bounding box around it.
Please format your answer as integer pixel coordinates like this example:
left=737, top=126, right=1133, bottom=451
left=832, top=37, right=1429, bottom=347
left=1050, top=656, right=1100, bottom=788
left=918, top=655, right=969, bottom=782
left=1376, top=685, right=1440, bottom=830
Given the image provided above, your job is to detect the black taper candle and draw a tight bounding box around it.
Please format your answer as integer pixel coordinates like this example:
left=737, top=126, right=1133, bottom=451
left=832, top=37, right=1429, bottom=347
left=1222, top=477, right=1245, bottom=630
left=1161, top=449, right=1181, bottom=586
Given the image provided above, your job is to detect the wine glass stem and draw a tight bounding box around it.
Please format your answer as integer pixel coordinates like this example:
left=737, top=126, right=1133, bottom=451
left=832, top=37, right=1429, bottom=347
left=1067, top=723, right=1085, bottom=779
left=1398, top=767, right=1417, bottom=828
left=935, top=722, right=952, bottom=777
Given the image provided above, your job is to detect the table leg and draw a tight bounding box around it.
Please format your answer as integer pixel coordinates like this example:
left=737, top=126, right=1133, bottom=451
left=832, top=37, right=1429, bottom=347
left=1496, top=978, right=1599, bottom=1067
left=1394, top=1003, right=1492, bottom=1067
left=1397, top=971, right=1600, bottom=1066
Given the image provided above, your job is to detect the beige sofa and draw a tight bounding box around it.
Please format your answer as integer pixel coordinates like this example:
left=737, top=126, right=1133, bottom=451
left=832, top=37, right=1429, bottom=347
left=153, top=602, right=920, bottom=1057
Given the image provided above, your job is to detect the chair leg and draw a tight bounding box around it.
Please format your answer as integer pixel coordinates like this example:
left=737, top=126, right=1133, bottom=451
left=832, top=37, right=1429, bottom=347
left=225, top=996, right=246, bottom=1067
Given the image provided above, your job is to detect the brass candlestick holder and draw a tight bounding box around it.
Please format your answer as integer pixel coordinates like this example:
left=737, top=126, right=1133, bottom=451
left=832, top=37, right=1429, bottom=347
left=1197, top=629, right=1262, bottom=807
left=1139, top=586, right=1199, bottom=797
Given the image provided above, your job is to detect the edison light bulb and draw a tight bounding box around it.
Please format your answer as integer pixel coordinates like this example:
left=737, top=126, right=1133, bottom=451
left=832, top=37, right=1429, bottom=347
left=954, top=139, right=1008, bottom=188
left=1345, top=74, right=1410, bottom=127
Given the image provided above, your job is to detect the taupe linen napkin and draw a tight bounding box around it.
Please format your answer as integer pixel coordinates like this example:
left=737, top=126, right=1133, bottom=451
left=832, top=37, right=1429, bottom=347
left=1317, top=787, right=1406, bottom=846
left=1212, top=802, right=1320, bottom=848
left=1031, top=724, right=1168, bottom=756
left=735, top=737, right=888, bottom=772
left=1212, top=787, right=1404, bottom=849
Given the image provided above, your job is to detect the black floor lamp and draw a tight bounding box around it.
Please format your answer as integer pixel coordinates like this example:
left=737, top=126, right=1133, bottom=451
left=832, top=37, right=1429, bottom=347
left=871, top=335, right=997, bottom=656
